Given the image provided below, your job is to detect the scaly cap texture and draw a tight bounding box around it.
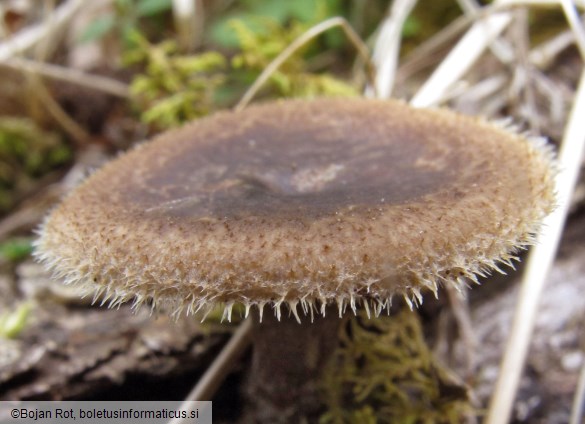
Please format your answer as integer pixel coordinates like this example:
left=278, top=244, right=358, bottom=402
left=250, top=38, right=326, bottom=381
left=34, top=98, right=555, bottom=321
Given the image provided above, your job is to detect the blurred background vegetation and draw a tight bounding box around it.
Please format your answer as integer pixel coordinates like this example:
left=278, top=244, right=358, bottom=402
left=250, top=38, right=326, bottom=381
left=0, top=0, right=570, bottom=225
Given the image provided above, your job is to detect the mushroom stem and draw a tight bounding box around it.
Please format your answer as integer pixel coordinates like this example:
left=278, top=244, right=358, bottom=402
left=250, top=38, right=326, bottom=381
left=244, top=306, right=345, bottom=423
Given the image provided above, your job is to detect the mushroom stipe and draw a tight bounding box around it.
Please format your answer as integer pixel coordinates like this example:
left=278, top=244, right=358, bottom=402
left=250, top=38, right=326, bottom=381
left=34, top=98, right=556, bottom=322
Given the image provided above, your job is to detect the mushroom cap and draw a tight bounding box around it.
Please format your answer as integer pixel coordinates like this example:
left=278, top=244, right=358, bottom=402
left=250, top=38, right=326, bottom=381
left=35, top=98, right=555, bottom=318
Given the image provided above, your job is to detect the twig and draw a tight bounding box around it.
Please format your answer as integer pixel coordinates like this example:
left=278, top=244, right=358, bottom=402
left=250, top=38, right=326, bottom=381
left=570, top=360, right=585, bottom=424
left=399, top=0, right=524, bottom=84
left=455, top=0, right=515, bottom=63
left=172, top=0, right=203, bottom=52
left=560, top=0, right=585, bottom=59
left=364, top=0, right=417, bottom=98
left=28, top=75, right=90, bottom=145
left=529, top=29, right=575, bottom=68
left=408, top=0, right=584, bottom=107
left=486, top=67, right=585, bottom=424
left=505, top=0, right=584, bottom=7
left=397, top=14, right=474, bottom=86
left=0, top=0, right=84, bottom=60
left=508, top=9, right=541, bottom=131
left=167, top=319, right=253, bottom=424
left=235, top=17, right=373, bottom=111
left=455, top=73, right=508, bottom=102
left=0, top=0, right=103, bottom=146
left=410, top=0, right=514, bottom=108
left=37, top=0, right=58, bottom=62
left=0, top=57, right=130, bottom=98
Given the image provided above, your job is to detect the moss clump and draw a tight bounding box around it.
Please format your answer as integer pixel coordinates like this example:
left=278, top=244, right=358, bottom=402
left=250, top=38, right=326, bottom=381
left=320, top=309, right=474, bottom=424
left=229, top=17, right=359, bottom=99
left=125, top=14, right=359, bottom=130
left=124, top=32, right=227, bottom=130
left=0, top=117, right=71, bottom=213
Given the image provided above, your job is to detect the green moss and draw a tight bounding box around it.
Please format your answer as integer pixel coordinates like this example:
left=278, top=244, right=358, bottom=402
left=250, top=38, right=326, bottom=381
left=124, top=32, right=227, bottom=129
left=229, top=17, right=359, bottom=100
left=0, top=117, right=71, bottom=214
left=320, top=309, right=474, bottom=424
left=126, top=14, right=358, bottom=130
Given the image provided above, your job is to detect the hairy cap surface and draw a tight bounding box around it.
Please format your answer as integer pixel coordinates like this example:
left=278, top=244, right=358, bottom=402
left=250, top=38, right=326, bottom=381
left=35, top=98, right=555, bottom=318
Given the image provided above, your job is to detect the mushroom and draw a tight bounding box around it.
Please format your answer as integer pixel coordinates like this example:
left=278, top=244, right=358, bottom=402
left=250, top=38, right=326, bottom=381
left=34, top=98, right=555, bottom=421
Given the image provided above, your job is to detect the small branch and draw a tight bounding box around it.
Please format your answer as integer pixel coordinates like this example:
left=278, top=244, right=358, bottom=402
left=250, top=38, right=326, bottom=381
left=529, top=29, right=575, bottom=68
left=486, top=67, right=585, bottom=424
left=509, top=8, right=541, bottom=131
left=570, top=361, right=585, bottom=424
left=410, top=0, right=513, bottom=108
left=456, top=0, right=515, bottom=63
left=172, top=0, right=203, bottom=52
left=397, top=14, right=473, bottom=85
left=408, top=0, right=583, bottom=107
left=29, top=75, right=90, bottom=146
left=0, top=0, right=85, bottom=60
left=1, top=57, right=130, bottom=98
left=560, top=0, right=585, bottom=59
left=235, top=17, right=373, bottom=111
left=364, top=0, right=418, bottom=99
